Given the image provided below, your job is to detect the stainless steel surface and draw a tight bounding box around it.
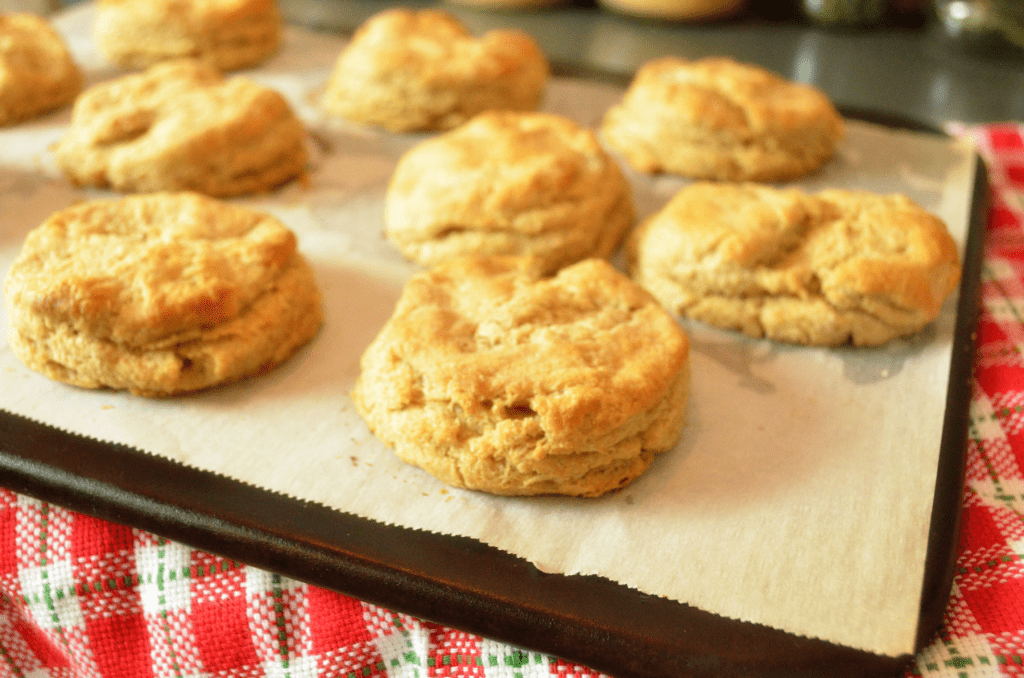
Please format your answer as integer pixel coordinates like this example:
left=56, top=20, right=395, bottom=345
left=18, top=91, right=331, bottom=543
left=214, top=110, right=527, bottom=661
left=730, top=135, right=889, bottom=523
left=280, top=0, right=1024, bottom=126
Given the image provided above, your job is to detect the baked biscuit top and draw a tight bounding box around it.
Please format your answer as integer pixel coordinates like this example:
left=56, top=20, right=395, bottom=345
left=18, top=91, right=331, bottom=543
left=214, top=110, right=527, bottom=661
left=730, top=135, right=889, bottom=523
left=352, top=255, right=690, bottom=496
left=0, top=13, right=82, bottom=125
left=381, top=257, right=687, bottom=405
left=5, top=192, right=299, bottom=347
left=340, top=8, right=543, bottom=88
left=384, top=110, right=634, bottom=272
left=806, top=189, right=962, bottom=318
left=93, top=0, right=282, bottom=70
left=635, top=183, right=958, bottom=313
left=322, top=8, right=548, bottom=132
left=386, top=111, right=628, bottom=237
left=600, top=56, right=844, bottom=181
left=0, top=13, right=74, bottom=80
left=52, top=59, right=307, bottom=196
left=628, top=182, right=962, bottom=345
left=628, top=56, right=841, bottom=141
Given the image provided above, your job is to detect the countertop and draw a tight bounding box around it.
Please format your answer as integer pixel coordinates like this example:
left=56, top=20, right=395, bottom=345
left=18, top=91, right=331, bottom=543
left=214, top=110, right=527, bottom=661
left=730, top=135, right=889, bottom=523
left=279, top=0, right=1024, bottom=129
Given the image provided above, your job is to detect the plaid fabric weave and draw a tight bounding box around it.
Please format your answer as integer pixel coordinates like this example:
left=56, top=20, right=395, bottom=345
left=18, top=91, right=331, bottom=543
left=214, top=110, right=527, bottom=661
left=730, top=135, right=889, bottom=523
left=907, top=123, right=1024, bottom=676
left=2, top=123, right=1023, bottom=677
left=0, top=491, right=591, bottom=677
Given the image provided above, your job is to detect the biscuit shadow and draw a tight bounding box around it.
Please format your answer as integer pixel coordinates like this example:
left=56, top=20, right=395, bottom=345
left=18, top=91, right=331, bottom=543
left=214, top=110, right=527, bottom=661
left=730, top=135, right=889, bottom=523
left=617, top=159, right=694, bottom=225
left=682, top=317, right=941, bottom=390
left=612, top=319, right=951, bottom=516
left=188, top=261, right=406, bottom=405
left=617, top=315, right=952, bottom=519
left=0, top=168, right=82, bottom=246
left=14, top=104, right=76, bottom=130
left=474, top=337, right=826, bottom=520
left=541, top=76, right=624, bottom=129
left=686, top=334, right=781, bottom=396
left=257, top=29, right=342, bottom=75
left=304, top=111, right=427, bottom=160
left=610, top=357, right=834, bottom=519
left=834, top=323, right=938, bottom=384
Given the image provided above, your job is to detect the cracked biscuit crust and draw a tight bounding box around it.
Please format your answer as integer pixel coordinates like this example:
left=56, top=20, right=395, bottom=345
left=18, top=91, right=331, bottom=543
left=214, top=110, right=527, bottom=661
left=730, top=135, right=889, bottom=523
left=3, top=192, right=323, bottom=397
left=600, top=56, right=844, bottom=182
left=384, top=111, right=634, bottom=273
left=352, top=256, right=690, bottom=497
left=52, top=59, right=307, bottom=197
left=93, top=0, right=282, bottom=71
left=0, top=13, right=83, bottom=126
left=321, top=8, right=549, bottom=132
left=628, top=182, right=962, bottom=347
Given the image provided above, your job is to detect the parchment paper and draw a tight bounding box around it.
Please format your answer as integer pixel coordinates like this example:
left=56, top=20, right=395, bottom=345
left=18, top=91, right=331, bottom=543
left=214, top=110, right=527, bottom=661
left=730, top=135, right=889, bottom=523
left=0, top=3, right=979, bottom=657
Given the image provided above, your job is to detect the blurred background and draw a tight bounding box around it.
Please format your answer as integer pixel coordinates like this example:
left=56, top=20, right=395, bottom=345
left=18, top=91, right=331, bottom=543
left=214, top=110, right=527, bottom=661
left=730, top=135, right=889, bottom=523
left=3, top=0, right=1022, bottom=126
left=265, top=0, right=1023, bottom=126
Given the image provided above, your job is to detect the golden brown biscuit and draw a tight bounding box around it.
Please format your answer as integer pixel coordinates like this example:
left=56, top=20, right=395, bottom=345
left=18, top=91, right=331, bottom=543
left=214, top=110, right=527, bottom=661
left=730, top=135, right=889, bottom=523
left=352, top=256, right=690, bottom=497
left=3, top=192, right=323, bottom=397
left=52, top=60, right=307, bottom=197
left=93, top=0, right=282, bottom=71
left=628, top=182, right=962, bottom=346
left=384, top=111, right=634, bottom=273
left=600, top=57, right=845, bottom=182
left=0, top=13, right=82, bottom=126
left=321, top=8, right=549, bottom=133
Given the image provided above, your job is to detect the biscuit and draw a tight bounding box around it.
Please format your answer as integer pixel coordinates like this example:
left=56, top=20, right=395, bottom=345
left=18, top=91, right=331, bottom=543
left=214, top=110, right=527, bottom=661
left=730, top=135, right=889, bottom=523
left=321, top=8, right=549, bottom=132
left=52, top=60, right=307, bottom=197
left=93, top=0, right=282, bottom=71
left=0, top=13, right=82, bottom=126
left=628, top=182, right=962, bottom=347
left=600, top=57, right=845, bottom=182
left=384, top=111, right=634, bottom=273
left=352, top=256, right=690, bottom=497
left=3, top=192, right=323, bottom=397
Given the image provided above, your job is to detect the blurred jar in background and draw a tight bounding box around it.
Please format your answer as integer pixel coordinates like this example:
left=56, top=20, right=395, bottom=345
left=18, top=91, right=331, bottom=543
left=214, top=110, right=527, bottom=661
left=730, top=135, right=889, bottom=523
left=800, top=0, right=928, bottom=26
left=597, top=0, right=746, bottom=21
left=0, top=0, right=59, bottom=12
left=445, top=0, right=566, bottom=8
left=802, top=0, right=887, bottom=25
left=933, top=0, right=1024, bottom=51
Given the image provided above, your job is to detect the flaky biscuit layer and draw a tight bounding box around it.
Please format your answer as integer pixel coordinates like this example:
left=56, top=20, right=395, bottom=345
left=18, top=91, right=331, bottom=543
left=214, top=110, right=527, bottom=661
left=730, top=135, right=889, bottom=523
left=4, top=192, right=323, bottom=396
left=352, top=256, right=690, bottom=497
left=629, top=182, right=962, bottom=346
left=52, top=60, right=306, bottom=197
left=0, top=13, right=82, bottom=126
left=321, top=8, right=549, bottom=132
left=601, top=56, right=844, bottom=182
left=385, top=111, right=634, bottom=273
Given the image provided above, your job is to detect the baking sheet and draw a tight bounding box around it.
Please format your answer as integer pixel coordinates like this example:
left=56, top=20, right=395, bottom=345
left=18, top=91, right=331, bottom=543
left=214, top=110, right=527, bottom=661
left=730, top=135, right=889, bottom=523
left=0, top=2, right=983, bottom=673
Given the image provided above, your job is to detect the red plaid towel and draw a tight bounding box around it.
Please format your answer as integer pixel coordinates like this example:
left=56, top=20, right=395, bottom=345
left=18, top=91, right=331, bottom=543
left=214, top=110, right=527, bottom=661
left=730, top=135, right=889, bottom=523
left=2, top=123, right=1023, bottom=678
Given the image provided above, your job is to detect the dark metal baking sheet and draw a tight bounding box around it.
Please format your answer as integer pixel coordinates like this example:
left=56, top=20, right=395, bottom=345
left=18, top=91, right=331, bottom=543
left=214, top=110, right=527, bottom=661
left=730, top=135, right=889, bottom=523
left=0, top=103, right=985, bottom=678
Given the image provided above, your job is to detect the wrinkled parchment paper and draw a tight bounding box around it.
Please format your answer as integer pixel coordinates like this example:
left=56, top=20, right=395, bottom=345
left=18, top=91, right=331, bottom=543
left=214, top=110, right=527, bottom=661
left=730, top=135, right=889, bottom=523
left=0, top=3, right=979, bottom=657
